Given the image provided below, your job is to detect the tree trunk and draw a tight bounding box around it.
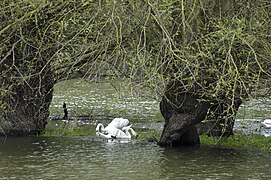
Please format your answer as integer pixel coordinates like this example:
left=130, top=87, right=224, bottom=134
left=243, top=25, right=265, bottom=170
left=158, top=81, right=242, bottom=147
left=0, top=31, right=54, bottom=136
left=0, top=66, right=54, bottom=136
left=158, top=82, right=211, bottom=147
left=196, top=99, right=242, bottom=137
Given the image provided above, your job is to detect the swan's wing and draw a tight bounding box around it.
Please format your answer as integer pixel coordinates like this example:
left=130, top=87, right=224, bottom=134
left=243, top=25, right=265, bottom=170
left=102, top=127, right=128, bottom=138
left=104, top=126, right=122, bottom=137
left=109, top=118, right=129, bottom=129
left=115, top=129, right=129, bottom=138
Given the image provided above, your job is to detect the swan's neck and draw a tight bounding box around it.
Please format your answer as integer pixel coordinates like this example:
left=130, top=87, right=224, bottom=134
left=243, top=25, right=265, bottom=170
left=126, top=128, right=131, bottom=138
left=96, top=123, right=105, bottom=132
left=123, top=128, right=134, bottom=138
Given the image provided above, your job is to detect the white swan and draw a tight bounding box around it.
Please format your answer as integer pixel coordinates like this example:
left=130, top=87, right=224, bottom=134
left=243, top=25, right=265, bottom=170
left=96, top=118, right=138, bottom=139
left=107, top=117, right=129, bottom=129
left=121, top=125, right=138, bottom=139
left=97, top=125, right=138, bottom=139
left=261, top=119, right=271, bottom=129
left=95, top=117, right=130, bottom=136
left=96, top=124, right=126, bottom=138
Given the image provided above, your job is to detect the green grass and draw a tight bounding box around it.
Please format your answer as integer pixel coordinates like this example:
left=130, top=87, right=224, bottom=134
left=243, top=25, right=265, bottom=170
left=42, top=121, right=96, bottom=136
left=136, top=129, right=161, bottom=140
left=42, top=121, right=271, bottom=151
left=200, top=134, right=271, bottom=151
left=43, top=121, right=162, bottom=139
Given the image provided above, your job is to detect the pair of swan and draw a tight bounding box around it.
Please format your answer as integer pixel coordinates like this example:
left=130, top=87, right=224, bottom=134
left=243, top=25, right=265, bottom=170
left=261, top=119, right=271, bottom=129
left=96, top=118, right=138, bottom=139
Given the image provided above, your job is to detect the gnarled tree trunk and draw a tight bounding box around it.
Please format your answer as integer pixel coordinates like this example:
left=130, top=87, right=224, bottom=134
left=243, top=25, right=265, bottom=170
left=0, top=13, right=55, bottom=136
left=196, top=99, right=242, bottom=137
left=0, top=59, right=54, bottom=136
left=158, top=81, right=242, bottom=147
left=158, top=82, right=211, bottom=147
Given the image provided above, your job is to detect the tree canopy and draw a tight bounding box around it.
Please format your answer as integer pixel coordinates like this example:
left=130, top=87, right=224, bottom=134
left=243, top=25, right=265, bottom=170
left=1, top=0, right=271, bottom=118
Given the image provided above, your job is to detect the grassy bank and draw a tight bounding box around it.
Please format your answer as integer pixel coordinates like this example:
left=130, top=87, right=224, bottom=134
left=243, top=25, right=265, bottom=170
left=42, top=121, right=161, bottom=140
left=42, top=121, right=271, bottom=151
left=200, top=134, right=271, bottom=151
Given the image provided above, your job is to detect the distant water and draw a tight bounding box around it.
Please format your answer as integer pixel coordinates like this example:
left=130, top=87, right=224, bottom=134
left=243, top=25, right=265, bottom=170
left=50, top=79, right=163, bottom=122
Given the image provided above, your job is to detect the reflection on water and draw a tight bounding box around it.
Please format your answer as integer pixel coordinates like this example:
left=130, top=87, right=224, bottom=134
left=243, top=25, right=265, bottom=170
left=0, top=137, right=270, bottom=179
left=161, top=147, right=271, bottom=179
left=238, top=98, right=271, bottom=119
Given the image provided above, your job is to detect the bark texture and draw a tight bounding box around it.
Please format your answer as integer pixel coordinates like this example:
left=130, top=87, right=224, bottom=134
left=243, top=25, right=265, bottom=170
left=158, top=82, right=211, bottom=147
left=158, top=81, right=242, bottom=147
left=0, top=67, right=54, bottom=136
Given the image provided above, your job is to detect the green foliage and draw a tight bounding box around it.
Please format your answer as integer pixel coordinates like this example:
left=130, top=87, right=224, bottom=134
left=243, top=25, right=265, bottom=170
left=62, top=1, right=271, bottom=101
left=1, top=0, right=271, bottom=134
left=200, top=134, right=271, bottom=151
left=1, top=0, right=271, bottom=100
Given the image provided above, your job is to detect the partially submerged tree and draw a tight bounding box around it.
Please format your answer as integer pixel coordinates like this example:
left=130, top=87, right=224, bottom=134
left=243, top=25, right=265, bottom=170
left=1, top=0, right=271, bottom=146
left=152, top=0, right=271, bottom=146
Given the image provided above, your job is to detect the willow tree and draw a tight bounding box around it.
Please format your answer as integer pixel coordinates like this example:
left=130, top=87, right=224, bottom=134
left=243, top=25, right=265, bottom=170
left=1, top=0, right=271, bottom=144
left=0, top=1, right=72, bottom=135
left=155, top=0, right=271, bottom=146
left=62, top=0, right=270, bottom=146
left=0, top=0, right=135, bottom=135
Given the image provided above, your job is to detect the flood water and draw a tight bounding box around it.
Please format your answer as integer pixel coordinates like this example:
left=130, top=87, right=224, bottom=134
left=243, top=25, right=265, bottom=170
left=0, top=136, right=270, bottom=179
left=49, top=79, right=163, bottom=122
left=1, top=79, right=271, bottom=179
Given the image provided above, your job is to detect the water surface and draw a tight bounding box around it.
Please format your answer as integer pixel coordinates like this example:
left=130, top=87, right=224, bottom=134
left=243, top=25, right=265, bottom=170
left=50, top=79, right=162, bottom=122
left=0, top=137, right=270, bottom=179
left=3, top=79, right=269, bottom=179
